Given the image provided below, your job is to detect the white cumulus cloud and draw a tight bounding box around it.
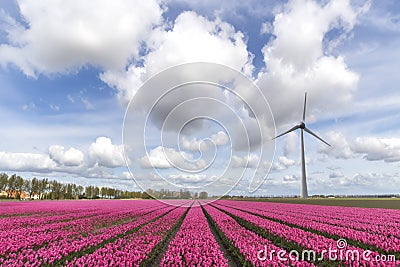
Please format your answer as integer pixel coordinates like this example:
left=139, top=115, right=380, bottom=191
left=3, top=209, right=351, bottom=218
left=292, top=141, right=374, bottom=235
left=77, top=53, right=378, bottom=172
left=48, top=145, right=84, bottom=166
left=88, top=137, right=125, bottom=168
left=180, top=131, right=229, bottom=151
left=0, top=151, right=56, bottom=172
left=320, top=132, right=400, bottom=163
left=138, top=146, right=206, bottom=170
left=319, top=131, right=355, bottom=159
left=273, top=156, right=296, bottom=171
left=168, top=174, right=216, bottom=185
left=0, top=0, right=163, bottom=76
left=100, top=11, right=254, bottom=104
left=257, top=0, right=366, bottom=126
left=352, top=137, right=400, bottom=162
left=231, top=154, right=260, bottom=168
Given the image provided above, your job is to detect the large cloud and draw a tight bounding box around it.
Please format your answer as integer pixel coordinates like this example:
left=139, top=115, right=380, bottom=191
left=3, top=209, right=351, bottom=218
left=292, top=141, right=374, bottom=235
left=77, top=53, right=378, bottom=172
left=48, top=145, right=84, bottom=166
left=0, top=137, right=125, bottom=177
left=100, top=11, right=254, bottom=104
left=180, top=131, right=229, bottom=151
left=0, top=151, right=112, bottom=179
left=257, top=0, right=366, bottom=126
left=320, top=132, right=400, bottom=163
left=0, top=151, right=56, bottom=172
left=0, top=0, right=163, bottom=76
left=231, top=154, right=260, bottom=168
left=352, top=137, right=400, bottom=162
left=88, top=137, right=125, bottom=168
left=319, top=131, right=355, bottom=159
left=272, top=156, right=296, bottom=171
left=167, top=174, right=216, bottom=185
left=138, top=146, right=206, bottom=170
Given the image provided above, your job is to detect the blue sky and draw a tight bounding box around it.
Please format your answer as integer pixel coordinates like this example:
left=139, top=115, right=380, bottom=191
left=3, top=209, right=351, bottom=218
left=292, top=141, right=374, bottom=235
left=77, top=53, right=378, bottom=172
left=0, top=0, right=399, bottom=196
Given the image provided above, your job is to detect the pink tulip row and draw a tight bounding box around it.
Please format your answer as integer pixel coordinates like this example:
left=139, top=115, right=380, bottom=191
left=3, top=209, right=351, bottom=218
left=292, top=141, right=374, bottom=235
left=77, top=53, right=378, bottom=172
left=0, top=199, right=168, bottom=217
left=0, top=201, right=166, bottom=255
left=0, top=200, right=107, bottom=217
left=161, top=206, right=228, bottom=267
left=0, top=202, right=172, bottom=266
left=217, top=201, right=400, bottom=253
left=225, top=200, right=400, bottom=238
left=220, top=199, right=400, bottom=236
left=219, top=200, right=400, bottom=234
left=0, top=200, right=166, bottom=231
left=203, top=203, right=315, bottom=267
left=0, top=201, right=161, bottom=232
left=0, top=211, right=116, bottom=255
left=66, top=206, right=188, bottom=267
left=214, top=203, right=400, bottom=267
left=0, top=201, right=64, bottom=216
left=0, top=208, right=111, bottom=231
left=0, top=208, right=139, bottom=252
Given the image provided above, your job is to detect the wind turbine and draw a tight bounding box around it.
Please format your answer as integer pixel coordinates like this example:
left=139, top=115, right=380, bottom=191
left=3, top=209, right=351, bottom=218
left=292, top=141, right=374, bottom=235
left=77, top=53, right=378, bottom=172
left=273, top=92, right=331, bottom=198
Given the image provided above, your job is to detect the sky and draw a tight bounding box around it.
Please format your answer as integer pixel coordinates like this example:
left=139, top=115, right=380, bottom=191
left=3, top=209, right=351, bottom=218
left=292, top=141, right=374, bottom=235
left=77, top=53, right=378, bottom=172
left=0, top=0, right=399, bottom=196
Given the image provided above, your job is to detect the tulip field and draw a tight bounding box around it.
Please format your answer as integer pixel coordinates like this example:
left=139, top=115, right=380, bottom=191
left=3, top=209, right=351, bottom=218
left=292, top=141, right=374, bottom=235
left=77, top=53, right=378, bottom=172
left=0, top=200, right=399, bottom=266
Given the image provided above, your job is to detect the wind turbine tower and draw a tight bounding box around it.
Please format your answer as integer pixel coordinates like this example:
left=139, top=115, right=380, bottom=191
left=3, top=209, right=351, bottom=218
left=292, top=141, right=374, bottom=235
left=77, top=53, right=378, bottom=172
left=273, top=93, right=331, bottom=198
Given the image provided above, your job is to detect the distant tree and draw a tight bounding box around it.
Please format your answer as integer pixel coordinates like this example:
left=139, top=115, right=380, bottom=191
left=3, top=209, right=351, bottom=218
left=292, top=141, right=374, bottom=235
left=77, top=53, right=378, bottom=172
left=66, top=183, right=73, bottom=199
left=93, top=187, right=100, bottom=198
left=76, top=185, right=84, bottom=196
left=50, top=180, right=57, bottom=199
left=85, top=186, right=93, bottom=199
left=0, top=173, right=216, bottom=201
left=106, top=188, right=115, bottom=199
left=146, top=188, right=154, bottom=196
left=38, top=178, right=48, bottom=199
left=181, top=190, right=191, bottom=199
left=134, top=191, right=142, bottom=198
left=23, top=179, right=31, bottom=197
left=7, top=174, right=17, bottom=198
left=0, top=173, right=8, bottom=192
left=113, top=189, right=119, bottom=199
left=199, top=191, right=208, bottom=199
left=15, top=176, right=24, bottom=198
left=141, top=191, right=153, bottom=199
left=49, top=180, right=65, bottom=200
left=31, top=178, right=39, bottom=198
left=60, top=183, right=66, bottom=199
left=100, top=187, right=107, bottom=198
left=70, top=184, right=77, bottom=199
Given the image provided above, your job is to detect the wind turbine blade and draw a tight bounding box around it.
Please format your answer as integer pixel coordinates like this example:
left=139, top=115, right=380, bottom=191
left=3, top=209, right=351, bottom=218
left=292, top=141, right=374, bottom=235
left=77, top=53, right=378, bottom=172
left=272, top=125, right=300, bottom=140
left=303, top=127, right=331, bottom=146
left=302, top=92, right=307, bottom=121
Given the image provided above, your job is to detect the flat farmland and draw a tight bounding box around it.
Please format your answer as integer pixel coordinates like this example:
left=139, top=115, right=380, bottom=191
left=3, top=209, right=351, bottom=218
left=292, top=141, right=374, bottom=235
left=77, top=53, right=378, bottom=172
left=235, top=198, right=400, bottom=210
left=0, top=199, right=399, bottom=266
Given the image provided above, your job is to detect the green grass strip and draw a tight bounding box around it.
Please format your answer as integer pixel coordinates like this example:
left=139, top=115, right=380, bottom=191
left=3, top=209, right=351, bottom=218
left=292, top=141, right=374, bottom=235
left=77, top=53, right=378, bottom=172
left=140, top=205, right=191, bottom=267
left=201, top=204, right=253, bottom=267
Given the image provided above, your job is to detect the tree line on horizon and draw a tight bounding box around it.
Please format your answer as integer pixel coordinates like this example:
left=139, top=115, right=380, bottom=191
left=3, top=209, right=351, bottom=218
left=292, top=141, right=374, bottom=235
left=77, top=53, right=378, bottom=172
left=0, top=173, right=208, bottom=200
